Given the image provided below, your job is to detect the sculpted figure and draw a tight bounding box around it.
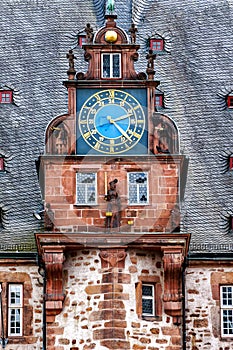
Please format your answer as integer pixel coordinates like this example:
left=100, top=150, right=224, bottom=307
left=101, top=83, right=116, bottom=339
left=105, top=179, right=121, bottom=229
left=66, top=49, right=76, bottom=70
left=85, top=23, right=93, bottom=43
left=129, top=23, right=138, bottom=44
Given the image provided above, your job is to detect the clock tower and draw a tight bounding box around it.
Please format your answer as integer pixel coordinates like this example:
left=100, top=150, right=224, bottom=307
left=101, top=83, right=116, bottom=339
left=36, top=14, right=190, bottom=350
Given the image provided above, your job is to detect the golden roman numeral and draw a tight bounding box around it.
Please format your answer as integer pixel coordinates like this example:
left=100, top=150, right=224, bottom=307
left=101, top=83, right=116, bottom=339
left=132, top=131, right=141, bottom=138
left=94, top=142, right=100, bottom=150
left=94, top=93, right=101, bottom=101
left=83, top=131, right=91, bottom=139
left=109, top=90, right=115, bottom=98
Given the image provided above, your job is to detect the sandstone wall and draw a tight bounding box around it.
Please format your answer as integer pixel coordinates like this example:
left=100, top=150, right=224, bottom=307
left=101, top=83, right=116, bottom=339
left=186, top=264, right=233, bottom=350
left=46, top=248, right=182, bottom=350
left=0, top=263, right=43, bottom=349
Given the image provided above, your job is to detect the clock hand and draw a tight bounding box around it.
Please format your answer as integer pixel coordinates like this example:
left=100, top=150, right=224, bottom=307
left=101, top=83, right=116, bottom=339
left=96, top=121, right=111, bottom=127
left=109, top=113, right=133, bottom=122
left=108, top=118, right=132, bottom=141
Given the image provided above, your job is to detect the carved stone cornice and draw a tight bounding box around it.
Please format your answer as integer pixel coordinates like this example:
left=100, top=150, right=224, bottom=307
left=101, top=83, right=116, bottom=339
left=99, top=248, right=127, bottom=268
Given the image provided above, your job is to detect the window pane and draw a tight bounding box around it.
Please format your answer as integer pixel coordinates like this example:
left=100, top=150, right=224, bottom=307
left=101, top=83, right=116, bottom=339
left=222, top=309, right=233, bottom=335
left=155, top=95, right=162, bottom=107
left=76, top=173, right=96, bottom=204
left=142, top=298, right=153, bottom=315
left=113, top=54, right=120, bottom=77
left=128, top=172, right=148, bottom=204
left=10, top=309, right=21, bottom=334
left=8, top=284, right=23, bottom=336
left=142, top=285, right=153, bottom=297
left=228, top=96, right=233, bottom=107
left=151, top=39, right=163, bottom=51
left=0, top=91, right=12, bottom=103
left=103, top=54, right=110, bottom=77
left=222, top=286, right=233, bottom=306
left=0, top=157, right=4, bottom=171
left=10, top=285, right=22, bottom=305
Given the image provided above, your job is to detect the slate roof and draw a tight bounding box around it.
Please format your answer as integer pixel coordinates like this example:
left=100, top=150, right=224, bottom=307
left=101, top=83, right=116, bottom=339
left=0, top=0, right=233, bottom=254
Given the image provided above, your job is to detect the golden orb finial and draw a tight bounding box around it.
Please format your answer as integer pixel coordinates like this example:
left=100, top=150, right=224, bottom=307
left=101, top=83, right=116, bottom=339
left=105, top=30, right=118, bottom=43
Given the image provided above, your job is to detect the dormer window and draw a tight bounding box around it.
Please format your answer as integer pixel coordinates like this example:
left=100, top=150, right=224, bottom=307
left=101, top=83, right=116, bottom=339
left=227, top=95, right=233, bottom=108
left=0, top=157, right=5, bottom=171
left=155, top=95, right=163, bottom=107
left=230, top=216, right=233, bottom=232
left=78, top=35, right=86, bottom=47
left=230, top=156, right=233, bottom=170
left=0, top=90, right=13, bottom=104
left=0, top=208, right=3, bottom=229
left=101, top=53, right=121, bottom=78
left=155, top=89, right=164, bottom=109
left=150, top=38, right=164, bottom=52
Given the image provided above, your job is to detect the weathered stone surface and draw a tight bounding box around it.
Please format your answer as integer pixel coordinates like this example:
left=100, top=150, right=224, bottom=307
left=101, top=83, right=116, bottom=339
left=193, top=318, right=208, bottom=328
left=90, top=309, right=126, bottom=321
left=101, top=340, right=130, bottom=349
left=85, top=284, right=123, bottom=295
left=93, top=327, right=125, bottom=340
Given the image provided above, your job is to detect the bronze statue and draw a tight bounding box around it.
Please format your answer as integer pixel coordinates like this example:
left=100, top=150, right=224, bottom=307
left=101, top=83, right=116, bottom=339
left=146, top=49, right=156, bottom=69
left=105, top=179, right=121, bottom=229
left=44, top=203, right=54, bottom=231
left=84, top=23, right=94, bottom=43
left=66, top=49, right=76, bottom=70
left=129, top=23, right=138, bottom=44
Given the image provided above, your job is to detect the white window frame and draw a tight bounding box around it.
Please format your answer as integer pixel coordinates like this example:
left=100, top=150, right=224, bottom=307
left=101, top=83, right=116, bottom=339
left=8, top=284, right=23, bottom=336
left=220, top=285, right=233, bottom=337
left=127, top=172, right=149, bottom=205
left=76, top=172, right=97, bottom=205
left=101, top=53, right=121, bottom=78
left=142, top=283, right=155, bottom=316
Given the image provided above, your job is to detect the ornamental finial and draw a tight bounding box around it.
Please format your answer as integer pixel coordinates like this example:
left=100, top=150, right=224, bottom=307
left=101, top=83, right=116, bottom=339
left=107, top=0, right=115, bottom=14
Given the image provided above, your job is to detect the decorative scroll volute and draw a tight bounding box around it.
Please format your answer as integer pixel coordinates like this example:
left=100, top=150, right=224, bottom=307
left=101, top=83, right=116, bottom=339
left=42, top=246, right=65, bottom=320
left=99, top=248, right=127, bottom=268
left=162, top=247, right=184, bottom=325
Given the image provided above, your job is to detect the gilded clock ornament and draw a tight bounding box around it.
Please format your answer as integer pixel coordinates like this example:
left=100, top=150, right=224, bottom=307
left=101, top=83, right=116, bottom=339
left=78, top=89, right=146, bottom=155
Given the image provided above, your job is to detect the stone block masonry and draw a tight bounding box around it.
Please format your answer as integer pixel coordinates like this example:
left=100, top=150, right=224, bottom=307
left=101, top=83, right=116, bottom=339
left=186, top=264, right=233, bottom=349
left=49, top=248, right=182, bottom=349
left=42, top=156, right=181, bottom=234
left=0, top=263, right=43, bottom=349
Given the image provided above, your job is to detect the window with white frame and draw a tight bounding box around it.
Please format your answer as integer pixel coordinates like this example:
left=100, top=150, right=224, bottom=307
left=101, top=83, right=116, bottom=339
left=128, top=172, right=148, bottom=205
left=76, top=172, right=97, bottom=205
left=8, top=284, right=23, bottom=336
left=142, top=284, right=155, bottom=316
left=220, top=285, right=233, bottom=337
left=101, top=53, right=121, bottom=78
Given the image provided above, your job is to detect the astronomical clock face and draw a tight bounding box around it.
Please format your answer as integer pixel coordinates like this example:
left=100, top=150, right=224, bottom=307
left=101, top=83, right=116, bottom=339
left=76, top=89, right=148, bottom=155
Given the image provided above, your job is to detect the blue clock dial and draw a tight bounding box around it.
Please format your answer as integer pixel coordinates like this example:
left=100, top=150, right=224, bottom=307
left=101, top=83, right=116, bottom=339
left=78, top=89, right=146, bottom=154
left=95, top=105, right=129, bottom=139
